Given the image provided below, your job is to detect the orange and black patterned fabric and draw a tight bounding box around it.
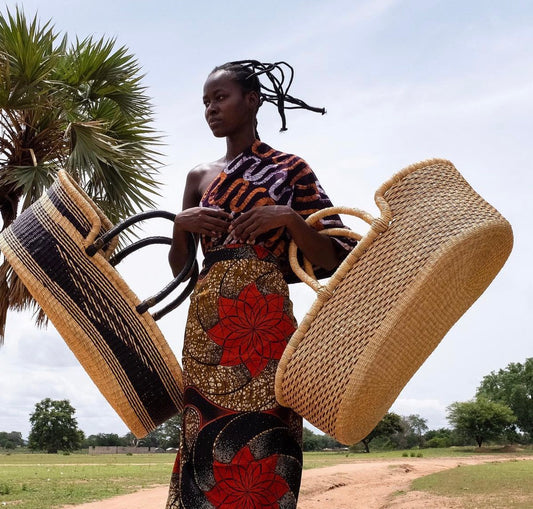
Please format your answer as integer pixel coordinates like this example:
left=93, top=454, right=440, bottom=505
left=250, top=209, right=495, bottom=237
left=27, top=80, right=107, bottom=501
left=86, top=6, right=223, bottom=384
left=200, top=140, right=357, bottom=282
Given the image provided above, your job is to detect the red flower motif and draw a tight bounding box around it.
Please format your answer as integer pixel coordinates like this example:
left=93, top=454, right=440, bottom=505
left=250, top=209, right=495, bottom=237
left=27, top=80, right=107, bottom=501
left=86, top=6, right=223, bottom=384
left=207, top=282, right=295, bottom=377
left=205, top=446, right=289, bottom=509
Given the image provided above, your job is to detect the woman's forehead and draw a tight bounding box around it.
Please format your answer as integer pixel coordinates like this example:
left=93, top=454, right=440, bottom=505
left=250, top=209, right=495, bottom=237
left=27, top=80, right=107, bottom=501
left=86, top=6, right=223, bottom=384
left=203, top=70, right=238, bottom=93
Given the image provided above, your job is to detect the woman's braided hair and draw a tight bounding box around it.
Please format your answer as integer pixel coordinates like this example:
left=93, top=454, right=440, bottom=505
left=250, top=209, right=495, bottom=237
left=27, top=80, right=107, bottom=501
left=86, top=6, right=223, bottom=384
left=211, top=60, right=326, bottom=135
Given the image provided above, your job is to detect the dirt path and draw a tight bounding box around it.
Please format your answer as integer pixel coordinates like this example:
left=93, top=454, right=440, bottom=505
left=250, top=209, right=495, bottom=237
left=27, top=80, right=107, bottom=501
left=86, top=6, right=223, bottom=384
left=65, top=454, right=530, bottom=509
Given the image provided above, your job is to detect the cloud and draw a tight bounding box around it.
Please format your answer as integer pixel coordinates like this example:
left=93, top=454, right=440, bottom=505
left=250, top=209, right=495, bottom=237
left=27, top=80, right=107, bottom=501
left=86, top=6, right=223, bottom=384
left=390, top=398, right=449, bottom=429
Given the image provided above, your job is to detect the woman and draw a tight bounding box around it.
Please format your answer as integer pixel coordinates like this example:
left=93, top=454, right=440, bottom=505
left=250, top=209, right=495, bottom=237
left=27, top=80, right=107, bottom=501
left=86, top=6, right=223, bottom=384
left=167, top=60, right=355, bottom=509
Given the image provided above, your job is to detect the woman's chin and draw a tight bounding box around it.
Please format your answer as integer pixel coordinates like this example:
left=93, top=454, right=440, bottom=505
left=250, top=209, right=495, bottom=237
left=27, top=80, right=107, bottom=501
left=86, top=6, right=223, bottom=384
left=209, top=127, right=226, bottom=138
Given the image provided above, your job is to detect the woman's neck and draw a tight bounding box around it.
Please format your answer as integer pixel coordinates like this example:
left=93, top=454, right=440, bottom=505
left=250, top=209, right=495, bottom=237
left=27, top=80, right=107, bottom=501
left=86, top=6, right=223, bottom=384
left=225, top=132, right=257, bottom=161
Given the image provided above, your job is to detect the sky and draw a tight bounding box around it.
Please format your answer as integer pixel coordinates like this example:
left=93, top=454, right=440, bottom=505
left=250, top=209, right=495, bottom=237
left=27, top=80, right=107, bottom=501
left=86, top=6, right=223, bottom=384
left=0, top=0, right=531, bottom=440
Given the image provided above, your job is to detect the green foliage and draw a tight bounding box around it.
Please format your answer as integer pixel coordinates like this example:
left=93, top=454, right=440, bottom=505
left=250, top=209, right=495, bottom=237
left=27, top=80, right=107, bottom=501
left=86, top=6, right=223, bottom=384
left=302, top=427, right=343, bottom=452
left=82, top=415, right=182, bottom=450
left=357, top=412, right=404, bottom=453
left=387, top=414, right=429, bottom=449
left=28, top=398, right=84, bottom=453
left=446, top=397, right=517, bottom=447
left=83, top=433, right=123, bottom=447
left=476, top=358, right=533, bottom=439
left=0, top=430, right=24, bottom=449
left=159, top=414, right=182, bottom=449
left=0, top=7, right=161, bottom=224
left=0, top=6, right=161, bottom=340
left=424, top=427, right=455, bottom=448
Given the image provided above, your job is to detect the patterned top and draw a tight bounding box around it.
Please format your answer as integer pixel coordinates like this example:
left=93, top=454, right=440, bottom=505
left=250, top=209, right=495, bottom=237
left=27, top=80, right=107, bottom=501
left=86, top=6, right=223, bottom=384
left=200, top=140, right=356, bottom=282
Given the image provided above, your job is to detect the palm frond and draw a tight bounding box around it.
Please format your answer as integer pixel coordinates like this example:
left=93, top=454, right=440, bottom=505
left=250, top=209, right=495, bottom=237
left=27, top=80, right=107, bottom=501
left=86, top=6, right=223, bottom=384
left=0, top=163, right=58, bottom=209
left=0, top=7, right=60, bottom=110
left=66, top=120, right=160, bottom=223
left=0, top=7, right=163, bottom=342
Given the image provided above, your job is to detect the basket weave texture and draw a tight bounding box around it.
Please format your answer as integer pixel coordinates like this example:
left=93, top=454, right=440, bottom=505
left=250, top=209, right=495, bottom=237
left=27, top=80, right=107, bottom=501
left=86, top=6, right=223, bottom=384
left=275, top=159, right=513, bottom=445
left=0, top=170, right=183, bottom=438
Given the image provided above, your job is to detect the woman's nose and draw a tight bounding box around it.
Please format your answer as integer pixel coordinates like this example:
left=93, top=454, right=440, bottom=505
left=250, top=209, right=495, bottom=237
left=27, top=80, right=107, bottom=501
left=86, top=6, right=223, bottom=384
left=206, top=102, right=218, bottom=116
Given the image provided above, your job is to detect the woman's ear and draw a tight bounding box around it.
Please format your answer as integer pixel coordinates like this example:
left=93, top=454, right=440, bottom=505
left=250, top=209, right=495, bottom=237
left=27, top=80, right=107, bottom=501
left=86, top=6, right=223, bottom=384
left=247, top=90, right=261, bottom=112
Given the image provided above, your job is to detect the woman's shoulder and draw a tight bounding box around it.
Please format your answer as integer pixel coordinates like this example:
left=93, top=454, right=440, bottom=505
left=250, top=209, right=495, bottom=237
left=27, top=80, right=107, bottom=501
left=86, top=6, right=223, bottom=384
left=253, top=141, right=312, bottom=173
left=188, top=159, right=225, bottom=182
left=185, top=159, right=226, bottom=200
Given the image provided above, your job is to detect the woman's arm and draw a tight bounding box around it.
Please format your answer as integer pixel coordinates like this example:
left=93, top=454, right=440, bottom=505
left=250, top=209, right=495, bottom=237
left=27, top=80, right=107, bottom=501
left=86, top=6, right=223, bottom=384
left=228, top=205, right=339, bottom=271
left=168, top=169, right=230, bottom=276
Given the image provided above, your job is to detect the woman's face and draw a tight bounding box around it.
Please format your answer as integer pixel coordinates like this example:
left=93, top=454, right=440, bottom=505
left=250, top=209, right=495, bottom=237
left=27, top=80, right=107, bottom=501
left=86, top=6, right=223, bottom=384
left=203, top=70, right=258, bottom=138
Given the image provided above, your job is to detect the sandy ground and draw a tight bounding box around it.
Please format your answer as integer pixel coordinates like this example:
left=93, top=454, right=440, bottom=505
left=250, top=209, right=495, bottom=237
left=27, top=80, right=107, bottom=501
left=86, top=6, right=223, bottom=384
left=65, top=454, right=531, bottom=509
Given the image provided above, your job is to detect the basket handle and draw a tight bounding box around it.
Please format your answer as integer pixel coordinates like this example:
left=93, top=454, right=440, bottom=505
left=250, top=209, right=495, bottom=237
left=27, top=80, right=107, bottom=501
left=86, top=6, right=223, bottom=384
left=288, top=206, right=389, bottom=293
left=85, top=210, right=198, bottom=320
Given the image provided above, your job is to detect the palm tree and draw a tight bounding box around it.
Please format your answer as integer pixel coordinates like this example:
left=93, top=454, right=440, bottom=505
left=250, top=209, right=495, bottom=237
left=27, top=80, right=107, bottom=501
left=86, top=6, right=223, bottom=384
left=0, top=8, right=162, bottom=341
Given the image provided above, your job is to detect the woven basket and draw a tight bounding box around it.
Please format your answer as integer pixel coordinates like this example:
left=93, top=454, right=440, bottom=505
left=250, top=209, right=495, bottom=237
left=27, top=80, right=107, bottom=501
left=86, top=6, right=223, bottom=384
left=275, top=159, right=513, bottom=445
left=0, top=170, right=197, bottom=438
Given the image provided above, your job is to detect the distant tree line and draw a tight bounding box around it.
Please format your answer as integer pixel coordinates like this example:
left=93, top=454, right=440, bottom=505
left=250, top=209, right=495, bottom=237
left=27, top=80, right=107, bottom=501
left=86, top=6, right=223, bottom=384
left=305, top=358, right=532, bottom=453
left=83, top=416, right=181, bottom=450
left=2, top=358, right=530, bottom=454
left=0, top=431, right=24, bottom=449
left=351, top=357, right=532, bottom=452
left=0, top=398, right=182, bottom=453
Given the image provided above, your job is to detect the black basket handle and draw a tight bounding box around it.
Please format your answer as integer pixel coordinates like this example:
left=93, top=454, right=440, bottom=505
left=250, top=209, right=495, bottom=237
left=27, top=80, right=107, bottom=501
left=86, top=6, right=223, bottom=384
left=85, top=210, right=198, bottom=320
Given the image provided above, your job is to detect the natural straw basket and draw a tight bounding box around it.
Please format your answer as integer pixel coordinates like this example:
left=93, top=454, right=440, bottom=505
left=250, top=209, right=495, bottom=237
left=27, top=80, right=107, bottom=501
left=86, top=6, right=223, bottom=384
left=275, top=159, right=513, bottom=445
left=0, top=170, right=197, bottom=438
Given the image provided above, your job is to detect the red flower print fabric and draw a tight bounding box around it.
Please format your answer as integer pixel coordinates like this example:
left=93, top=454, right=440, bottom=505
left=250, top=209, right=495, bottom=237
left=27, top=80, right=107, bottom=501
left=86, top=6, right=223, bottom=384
left=166, top=238, right=303, bottom=509
left=207, top=282, right=295, bottom=377
left=206, top=446, right=289, bottom=509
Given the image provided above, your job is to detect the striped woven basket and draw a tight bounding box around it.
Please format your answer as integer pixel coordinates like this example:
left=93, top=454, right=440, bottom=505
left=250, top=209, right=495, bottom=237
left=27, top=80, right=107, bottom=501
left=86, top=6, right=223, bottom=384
left=275, top=159, right=513, bottom=445
left=0, top=170, right=197, bottom=438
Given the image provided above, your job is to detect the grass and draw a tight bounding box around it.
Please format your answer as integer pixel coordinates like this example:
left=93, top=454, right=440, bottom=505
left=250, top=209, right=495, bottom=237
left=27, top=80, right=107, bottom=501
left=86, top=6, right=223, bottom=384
left=301, top=445, right=516, bottom=469
left=411, top=459, right=533, bottom=508
left=0, top=448, right=531, bottom=509
left=0, top=453, right=174, bottom=509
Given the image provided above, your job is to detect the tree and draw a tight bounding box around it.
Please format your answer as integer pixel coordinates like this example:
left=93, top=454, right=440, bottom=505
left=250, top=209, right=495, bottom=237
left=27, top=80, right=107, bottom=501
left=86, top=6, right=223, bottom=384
left=302, top=427, right=343, bottom=452
left=160, top=414, right=182, bottom=449
left=359, top=412, right=403, bottom=453
left=28, top=398, right=84, bottom=453
left=476, top=358, right=533, bottom=439
left=84, top=433, right=123, bottom=447
left=0, top=7, right=161, bottom=340
left=446, top=398, right=516, bottom=447
left=302, top=427, right=321, bottom=451
left=0, top=430, right=24, bottom=449
left=424, top=428, right=454, bottom=448
left=120, top=415, right=182, bottom=449
left=396, top=414, right=429, bottom=449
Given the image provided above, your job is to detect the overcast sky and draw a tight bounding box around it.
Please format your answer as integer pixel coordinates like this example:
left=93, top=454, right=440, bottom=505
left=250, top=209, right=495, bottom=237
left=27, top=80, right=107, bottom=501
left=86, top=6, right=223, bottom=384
left=1, top=0, right=531, bottom=439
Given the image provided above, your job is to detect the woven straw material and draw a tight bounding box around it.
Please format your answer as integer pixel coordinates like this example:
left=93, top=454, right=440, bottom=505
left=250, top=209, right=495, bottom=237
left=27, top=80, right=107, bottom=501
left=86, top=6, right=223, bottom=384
left=0, top=171, right=183, bottom=438
left=275, top=159, right=513, bottom=445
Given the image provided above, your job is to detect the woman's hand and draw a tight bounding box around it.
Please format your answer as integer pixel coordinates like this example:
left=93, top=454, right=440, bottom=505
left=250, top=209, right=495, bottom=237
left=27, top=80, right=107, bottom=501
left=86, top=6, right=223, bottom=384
left=229, top=205, right=339, bottom=271
left=169, top=207, right=229, bottom=277
left=228, top=205, right=294, bottom=243
left=173, top=207, right=231, bottom=237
